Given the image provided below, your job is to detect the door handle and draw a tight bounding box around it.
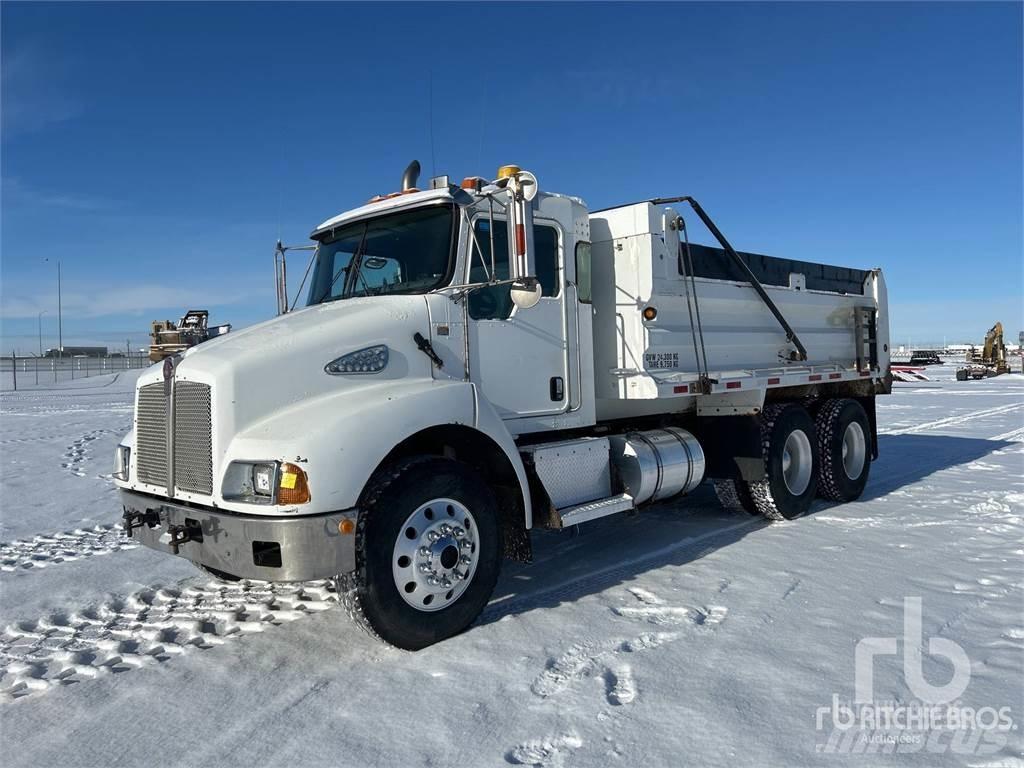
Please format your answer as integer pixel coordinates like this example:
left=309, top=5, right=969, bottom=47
left=550, top=376, right=564, bottom=402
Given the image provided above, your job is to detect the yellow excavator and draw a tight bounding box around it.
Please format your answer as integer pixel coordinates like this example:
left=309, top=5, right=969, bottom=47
left=149, top=310, right=231, bottom=362
left=956, top=322, right=1012, bottom=380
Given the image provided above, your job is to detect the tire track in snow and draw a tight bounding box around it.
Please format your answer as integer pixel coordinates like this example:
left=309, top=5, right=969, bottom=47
left=483, top=517, right=757, bottom=624
left=0, top=525, right=137, bottom=572
left=0, top=579, right=337, bottom=701
left=0, top=429, right=93, bottom=446
left=988, top=425, right=1024, bottom=443
left=880, top=402, right=1024, bottom=435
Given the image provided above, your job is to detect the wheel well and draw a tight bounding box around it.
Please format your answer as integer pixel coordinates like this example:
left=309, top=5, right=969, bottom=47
left=366, top=425, right=531, bottom=562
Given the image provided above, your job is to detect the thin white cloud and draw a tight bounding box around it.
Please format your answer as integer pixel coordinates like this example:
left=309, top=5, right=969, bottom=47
left=0, top=281, right=264, bottom=320
left=2, top=177, right=121, bottom=213
left=1, top=46, right=83, bottom=138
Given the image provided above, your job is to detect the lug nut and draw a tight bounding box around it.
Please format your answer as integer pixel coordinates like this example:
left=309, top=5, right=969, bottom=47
left=460, top=554, right=471, bottom=565
left=453, top=527, right=464, bottom=538
left=428, top=531, right=440, bottom=542
left=440, top=524, right=452, bottom=535
left=419, top=546, right=430, bottom=556
left=461, top=540, right=473, bottom=549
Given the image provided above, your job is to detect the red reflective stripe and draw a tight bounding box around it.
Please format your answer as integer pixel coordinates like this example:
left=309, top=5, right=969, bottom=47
left=673, top=385, right=689, bottom=394
left=860, top=370, right=871, bottom=377
left=808, top=374, right=822, bottom=382
left=767, top=377, right=781, bottom=385
left=829, top=373, right=842, bottom=380
left=515, top=223, right=526, bottom=256
left=726, top=381, right=741, bottom=389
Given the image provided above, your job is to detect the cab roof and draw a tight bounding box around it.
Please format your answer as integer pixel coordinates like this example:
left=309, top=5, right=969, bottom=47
left=311, top=188, right=455, bottom=239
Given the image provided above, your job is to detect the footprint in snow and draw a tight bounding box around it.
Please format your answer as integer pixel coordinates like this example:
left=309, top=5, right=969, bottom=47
left=530, top=632, right=679, bottom=702
left=60, top=427, right=126, bottom=478
left=506, top=732, right=582, bottom=767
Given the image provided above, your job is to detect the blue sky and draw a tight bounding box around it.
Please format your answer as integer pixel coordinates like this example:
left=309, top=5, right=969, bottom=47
left=2, top=1, right=1021, bottom=353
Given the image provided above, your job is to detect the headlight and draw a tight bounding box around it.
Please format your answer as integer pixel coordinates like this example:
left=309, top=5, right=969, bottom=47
left=113, top=445, right=131, bottom=480
left=325, top=345, right=389, bottom=375
left=222, top=461, right=310, bottom=505
left=223, top=461, right=278, bottom=504
left=252, top=463, right=275, bottom=495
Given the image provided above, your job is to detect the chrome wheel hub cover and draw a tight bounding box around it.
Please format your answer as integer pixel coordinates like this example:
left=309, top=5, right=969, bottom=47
left=781, top=429, right=813, bottom=496
left=841, top=421, right=867, bottom=480
left=392, top=498, right=479, bottom=612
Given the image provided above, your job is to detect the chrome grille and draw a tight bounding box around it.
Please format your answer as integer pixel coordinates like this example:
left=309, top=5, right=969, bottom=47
left=173, top=381, right=213, bottom=495
left=136, top=383, right=168, bottom=487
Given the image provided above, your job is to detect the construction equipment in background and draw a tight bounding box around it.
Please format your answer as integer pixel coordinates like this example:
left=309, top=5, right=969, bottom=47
left=908, top=349, right=943, bottom=365
left=956, top=322, right=1010, bottom=380
left=149, top=310, right=231, bottom=363
left=891, top=366, right=931, bottom=383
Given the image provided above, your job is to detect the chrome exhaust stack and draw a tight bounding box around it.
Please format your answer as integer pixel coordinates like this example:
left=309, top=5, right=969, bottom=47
left=401, top=160, right=421, bottom=191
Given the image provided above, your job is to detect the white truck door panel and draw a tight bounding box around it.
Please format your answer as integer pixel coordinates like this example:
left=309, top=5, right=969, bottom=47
left=467, top=218, right=569, bottom=419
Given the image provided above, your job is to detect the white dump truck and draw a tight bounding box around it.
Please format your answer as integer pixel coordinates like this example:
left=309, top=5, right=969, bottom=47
left=115, top=162, right=890, bottom=649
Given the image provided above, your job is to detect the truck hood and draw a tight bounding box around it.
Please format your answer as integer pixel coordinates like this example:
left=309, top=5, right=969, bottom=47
left=170, top=295, right=435, bottom=438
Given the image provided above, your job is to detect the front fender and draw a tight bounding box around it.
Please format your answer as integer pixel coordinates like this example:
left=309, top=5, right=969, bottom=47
left=471, top=383, right=534, bottom=529
left=226, top=378, right=531, bottom=524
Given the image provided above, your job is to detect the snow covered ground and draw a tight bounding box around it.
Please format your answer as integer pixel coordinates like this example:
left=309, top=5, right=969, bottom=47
left=0, top=366, right=1021, bottom=767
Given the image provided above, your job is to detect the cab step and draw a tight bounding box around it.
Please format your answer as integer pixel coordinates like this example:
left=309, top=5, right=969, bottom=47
left=557, top=493, right=635, bottom=528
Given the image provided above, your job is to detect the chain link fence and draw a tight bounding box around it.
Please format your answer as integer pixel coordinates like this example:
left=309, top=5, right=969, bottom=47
left=0, top=354, right=152, bottom=392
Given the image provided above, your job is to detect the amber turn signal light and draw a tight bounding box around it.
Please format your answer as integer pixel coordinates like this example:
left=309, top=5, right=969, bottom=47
left=277, top=462, right=311, bottom=504
left=643, top=306, right=658, bottom=321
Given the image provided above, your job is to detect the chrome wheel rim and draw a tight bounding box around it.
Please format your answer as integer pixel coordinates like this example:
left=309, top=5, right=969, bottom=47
left=842, top=421, right=867, bottom=480
left=392, top=498, right=478, bottom=612
left=781, top=429, right=813, bottom=496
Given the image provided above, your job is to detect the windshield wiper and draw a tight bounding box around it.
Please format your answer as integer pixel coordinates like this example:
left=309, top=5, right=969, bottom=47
left=314, top=225, right=368, bottom=305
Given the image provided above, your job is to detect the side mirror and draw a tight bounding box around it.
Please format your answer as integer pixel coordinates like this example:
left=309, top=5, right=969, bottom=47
left=510, top=277, right=541, bottom=309
left=499, top=169, right=541, bottom=310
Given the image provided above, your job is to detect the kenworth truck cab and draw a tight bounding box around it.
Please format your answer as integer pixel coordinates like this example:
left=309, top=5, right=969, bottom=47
left=116, top=162, right=890, bottom=649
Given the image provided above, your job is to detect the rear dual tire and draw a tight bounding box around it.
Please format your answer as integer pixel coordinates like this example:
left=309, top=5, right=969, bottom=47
left=814, top=398, right=871, bottom=502
left=715, top=399, right=871, bottom=521
left=713, top=479, right=759, bottom=516
left=747, top=403, right=819, bottom=521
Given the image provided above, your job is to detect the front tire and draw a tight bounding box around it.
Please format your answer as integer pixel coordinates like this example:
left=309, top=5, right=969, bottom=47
left=353, top=458, right=502, bottom=650
left=815, top=398, right=871, bottom=502
left=747, top=403, right=819, bottom=521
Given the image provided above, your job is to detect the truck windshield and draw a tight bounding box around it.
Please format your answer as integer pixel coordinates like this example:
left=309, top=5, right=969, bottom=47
left=307, top=204, right=455, bottom=305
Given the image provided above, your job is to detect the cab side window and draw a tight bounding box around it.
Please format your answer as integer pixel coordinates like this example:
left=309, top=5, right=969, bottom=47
left=468, top=220, right=560, bottom=320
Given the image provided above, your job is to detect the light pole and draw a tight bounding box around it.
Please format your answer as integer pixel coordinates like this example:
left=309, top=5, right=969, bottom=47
left=38, top=310, right=47, bottom=357
left=57, top=261, right=63, bottom=359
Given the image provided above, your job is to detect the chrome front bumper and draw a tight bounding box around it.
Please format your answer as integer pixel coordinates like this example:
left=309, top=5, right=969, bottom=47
left=120, top=490, right=357, bottom=582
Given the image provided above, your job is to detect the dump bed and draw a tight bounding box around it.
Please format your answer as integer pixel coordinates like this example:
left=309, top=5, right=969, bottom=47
left=588, top=202, right=889, bottom=420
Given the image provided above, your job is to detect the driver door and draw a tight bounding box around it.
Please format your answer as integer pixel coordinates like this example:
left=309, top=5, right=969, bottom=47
left=466, top=217, right=569, bottom=422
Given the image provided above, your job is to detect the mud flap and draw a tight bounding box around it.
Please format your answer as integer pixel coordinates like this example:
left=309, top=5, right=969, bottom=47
left=695, top=414, right=765, bottom=482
